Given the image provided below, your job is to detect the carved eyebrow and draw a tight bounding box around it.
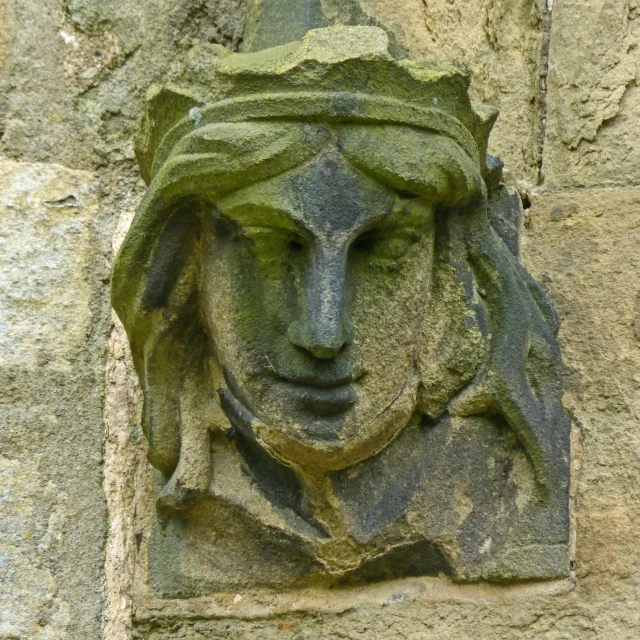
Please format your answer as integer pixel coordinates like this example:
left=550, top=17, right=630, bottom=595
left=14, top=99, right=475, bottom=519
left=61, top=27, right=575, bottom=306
left=212, top=202, right=303, bottom=233
left=215, top=181, right=433, bottom=241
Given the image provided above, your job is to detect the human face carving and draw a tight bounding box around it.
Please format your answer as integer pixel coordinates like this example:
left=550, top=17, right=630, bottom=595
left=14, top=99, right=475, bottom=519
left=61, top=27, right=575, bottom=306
left=201, top=147, right=435, bottom=469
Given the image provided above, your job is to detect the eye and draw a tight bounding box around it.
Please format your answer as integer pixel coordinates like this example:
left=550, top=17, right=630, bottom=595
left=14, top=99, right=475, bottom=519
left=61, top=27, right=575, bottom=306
left=288, top=238, right=305, bottom=253
left=352, top=230, right=420, bottom=264
left=239, top=226, right=306, bottom=263
left=395, top=189, right=421, bottom=200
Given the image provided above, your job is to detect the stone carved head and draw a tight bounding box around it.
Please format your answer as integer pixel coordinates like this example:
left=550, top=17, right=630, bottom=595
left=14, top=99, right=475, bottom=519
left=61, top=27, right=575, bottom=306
left=113, top=28, right=569, bottom=586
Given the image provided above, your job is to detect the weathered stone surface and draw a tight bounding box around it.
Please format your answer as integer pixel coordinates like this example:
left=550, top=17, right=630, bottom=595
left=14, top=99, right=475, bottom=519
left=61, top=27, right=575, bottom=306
left=103, top=316, right=148, bottom=640
left=0, top=0, right=638, bottom=638
left=523, top=188, right=640, bottom=594
left=242, top=0, right=407, bottom=55
left=0, top=0, right=545, bottom=187
left=110, top=24, right=569, bottom=597
left=0, top=160, right=108, bottom=639
left=357, top=0, right=548, bottom=185
left=130, top=188, right=640, bottom=639
left=0, top=0, right=13, bottom=73
left=0, top=0, right=245, bottom=169
left=543, top=0, right=640, bottom=188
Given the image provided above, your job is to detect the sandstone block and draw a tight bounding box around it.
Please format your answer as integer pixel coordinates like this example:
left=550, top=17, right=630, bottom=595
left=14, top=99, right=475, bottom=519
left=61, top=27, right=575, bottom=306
left=0, top=160, right=107, bottom=640
left=524, top=188, right=640, bottom=606
left=543, top=0, right=640, bottom=188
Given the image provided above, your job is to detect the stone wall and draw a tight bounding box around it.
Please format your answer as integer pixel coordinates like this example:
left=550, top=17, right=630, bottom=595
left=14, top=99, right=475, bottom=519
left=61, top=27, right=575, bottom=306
left=1, top=1, right=639, bottom=638
left=0, top=160, right=107, bottom=640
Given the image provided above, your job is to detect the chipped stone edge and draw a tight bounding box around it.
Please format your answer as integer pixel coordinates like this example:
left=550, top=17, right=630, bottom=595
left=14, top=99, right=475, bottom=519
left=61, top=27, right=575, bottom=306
left=133, top=576, right=576, bottom=622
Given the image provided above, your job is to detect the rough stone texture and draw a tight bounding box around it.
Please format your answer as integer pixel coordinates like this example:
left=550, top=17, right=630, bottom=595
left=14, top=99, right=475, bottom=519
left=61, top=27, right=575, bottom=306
left=130, top=188, right=640, bottom=639
left=0, top=0, right=638, bottom=638
left=102, top=210, right=152, bottom=640
left=543, top=0, right=640, bottom=188
left=111, top=25, right=570, bottom=595
left=0, top=0, right=245, bottom=170
left=0, top=0, right=13, bottom=74
left=0, top=160, right=108, bottom=639
left=0, top=0, right=545, bottom=185
left=358, top=0, right=548, bottom=185
left=103, top=316, right=149, bottom=640
left=523, top=189, right=640, bottom=608
left=0, top=2, right=248, bottom=628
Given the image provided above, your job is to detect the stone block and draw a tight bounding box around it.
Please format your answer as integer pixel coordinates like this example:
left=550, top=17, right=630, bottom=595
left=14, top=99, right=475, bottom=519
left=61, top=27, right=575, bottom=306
left=110, top=25, right=570, bottom=599
left=0, top=160, right=107, bottom=640
left=543, top=0, right=640, bottom=188
left=0, top=0, right=245, bottom=170
left=523, top=188, right=640, bottom=616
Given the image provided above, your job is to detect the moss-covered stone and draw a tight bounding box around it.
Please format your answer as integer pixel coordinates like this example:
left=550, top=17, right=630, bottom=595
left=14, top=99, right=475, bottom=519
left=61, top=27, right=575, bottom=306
left=112, top=24, right=569, bottom=596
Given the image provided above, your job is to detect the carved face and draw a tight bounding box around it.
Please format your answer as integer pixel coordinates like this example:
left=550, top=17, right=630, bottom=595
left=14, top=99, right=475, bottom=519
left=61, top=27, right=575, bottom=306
left=201, top=146, right=435, bottom=468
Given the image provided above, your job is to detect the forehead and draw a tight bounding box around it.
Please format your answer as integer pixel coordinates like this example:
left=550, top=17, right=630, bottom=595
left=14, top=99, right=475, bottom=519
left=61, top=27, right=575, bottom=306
left=215, top=149, right=428, bottom=236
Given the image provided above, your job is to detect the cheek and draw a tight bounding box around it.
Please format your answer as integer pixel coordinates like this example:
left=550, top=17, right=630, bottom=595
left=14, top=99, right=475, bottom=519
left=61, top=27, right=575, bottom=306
left=349, top=249, right=432, bottom=366
left=347, top=250, right=432, bottom=413
left=200, top=238, right=295, bottom=360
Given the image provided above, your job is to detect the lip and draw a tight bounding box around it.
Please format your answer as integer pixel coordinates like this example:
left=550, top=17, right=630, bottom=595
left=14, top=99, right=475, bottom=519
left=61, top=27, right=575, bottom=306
left=275, top=366, right=365, bottom=389
left=285, top=382, right=356, bottom=416
left=280, top=374, right=355, bottom=388
left=273, top=371, right=363, bottom=417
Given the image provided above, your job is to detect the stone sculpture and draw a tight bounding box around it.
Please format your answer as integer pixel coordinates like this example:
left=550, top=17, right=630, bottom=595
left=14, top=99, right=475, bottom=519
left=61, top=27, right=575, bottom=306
left=112, top=25, right=570, bottom=595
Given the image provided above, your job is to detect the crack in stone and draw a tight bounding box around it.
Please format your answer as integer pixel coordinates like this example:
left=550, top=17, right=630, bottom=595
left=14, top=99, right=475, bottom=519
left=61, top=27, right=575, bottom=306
left=537, top=0, right=552, bottom=186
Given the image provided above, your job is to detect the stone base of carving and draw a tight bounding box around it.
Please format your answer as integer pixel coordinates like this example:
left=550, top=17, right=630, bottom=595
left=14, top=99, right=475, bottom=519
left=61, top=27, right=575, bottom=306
left=146, top=414, right=569, bottom=597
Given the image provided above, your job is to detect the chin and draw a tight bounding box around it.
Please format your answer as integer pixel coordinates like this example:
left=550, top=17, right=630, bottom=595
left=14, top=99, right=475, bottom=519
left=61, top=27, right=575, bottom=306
left=219, top=374, right=419, bottom=472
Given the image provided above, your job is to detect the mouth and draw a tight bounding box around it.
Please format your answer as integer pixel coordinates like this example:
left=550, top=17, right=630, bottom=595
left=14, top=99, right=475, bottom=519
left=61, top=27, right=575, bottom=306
left=281, top=373, right=356, bottom=388
left=275, top=371, right=363, bottom=417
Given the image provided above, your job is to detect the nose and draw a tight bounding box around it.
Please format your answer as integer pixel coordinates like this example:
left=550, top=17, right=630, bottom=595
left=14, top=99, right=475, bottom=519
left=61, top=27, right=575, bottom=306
left=287, top=246, right=349, bottom=359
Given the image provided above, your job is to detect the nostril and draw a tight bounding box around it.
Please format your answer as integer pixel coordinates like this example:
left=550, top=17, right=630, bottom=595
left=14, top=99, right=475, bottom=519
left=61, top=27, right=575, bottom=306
left=308, top=342, right=344, bottom=360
